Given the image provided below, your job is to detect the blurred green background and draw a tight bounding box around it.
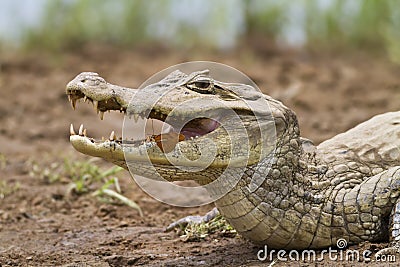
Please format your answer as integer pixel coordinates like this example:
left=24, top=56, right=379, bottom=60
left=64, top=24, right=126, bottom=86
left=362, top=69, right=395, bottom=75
left=1, top=0, right=399, bottom=62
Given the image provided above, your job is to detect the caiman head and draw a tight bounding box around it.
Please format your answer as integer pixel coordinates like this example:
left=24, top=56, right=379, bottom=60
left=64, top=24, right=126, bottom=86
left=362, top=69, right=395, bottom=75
left=66, top=70, right=295, bottom=184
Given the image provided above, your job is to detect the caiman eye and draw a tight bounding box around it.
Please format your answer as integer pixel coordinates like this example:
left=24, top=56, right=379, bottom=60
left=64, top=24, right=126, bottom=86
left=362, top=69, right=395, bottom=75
left=186, top=78, right=214, bottom=93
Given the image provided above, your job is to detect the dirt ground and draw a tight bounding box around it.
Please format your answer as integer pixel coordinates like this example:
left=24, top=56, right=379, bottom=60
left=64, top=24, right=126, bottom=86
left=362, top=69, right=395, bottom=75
left=1, top=44, right=400, bottom=266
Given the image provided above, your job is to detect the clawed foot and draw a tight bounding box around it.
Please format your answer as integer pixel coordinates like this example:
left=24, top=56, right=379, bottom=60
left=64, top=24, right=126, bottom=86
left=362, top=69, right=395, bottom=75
left=165, top=207, right=219, bottom=232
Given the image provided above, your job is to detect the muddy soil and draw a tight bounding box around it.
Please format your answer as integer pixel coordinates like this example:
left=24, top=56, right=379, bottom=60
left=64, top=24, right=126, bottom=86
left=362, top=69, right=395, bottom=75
left=0, top=45, right=399, bottom=266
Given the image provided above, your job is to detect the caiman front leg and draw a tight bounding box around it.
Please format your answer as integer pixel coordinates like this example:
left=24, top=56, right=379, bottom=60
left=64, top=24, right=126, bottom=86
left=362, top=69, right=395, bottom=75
left=345, top=166, right=400, bottom=256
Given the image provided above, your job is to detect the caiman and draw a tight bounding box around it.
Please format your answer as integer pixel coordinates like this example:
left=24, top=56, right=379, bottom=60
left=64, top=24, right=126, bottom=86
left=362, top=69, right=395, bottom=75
left=66, top=70, right=400, bottom=254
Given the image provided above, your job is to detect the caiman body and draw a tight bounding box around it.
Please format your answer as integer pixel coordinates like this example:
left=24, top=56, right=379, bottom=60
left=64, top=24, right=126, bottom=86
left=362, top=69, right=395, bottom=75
left=66, top=70, right=400, bottom=250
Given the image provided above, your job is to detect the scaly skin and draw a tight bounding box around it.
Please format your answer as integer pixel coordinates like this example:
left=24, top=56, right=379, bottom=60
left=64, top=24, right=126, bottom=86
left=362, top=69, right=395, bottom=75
left=66, top=71, right=400, bottom=250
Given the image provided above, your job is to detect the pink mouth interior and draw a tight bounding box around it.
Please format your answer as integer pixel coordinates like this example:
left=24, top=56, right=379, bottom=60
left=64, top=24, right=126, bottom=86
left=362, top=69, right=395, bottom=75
left=178, top=118, right=220, bottom=139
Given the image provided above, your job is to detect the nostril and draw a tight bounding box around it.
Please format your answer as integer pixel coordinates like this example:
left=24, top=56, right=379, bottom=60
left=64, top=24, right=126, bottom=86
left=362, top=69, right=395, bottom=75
left=80, top=79, right=86, bottom=83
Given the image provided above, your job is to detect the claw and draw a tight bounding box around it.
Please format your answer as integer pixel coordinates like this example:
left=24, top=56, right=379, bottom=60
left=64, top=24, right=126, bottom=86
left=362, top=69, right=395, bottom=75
left=165, top=207, right=219, bottom=232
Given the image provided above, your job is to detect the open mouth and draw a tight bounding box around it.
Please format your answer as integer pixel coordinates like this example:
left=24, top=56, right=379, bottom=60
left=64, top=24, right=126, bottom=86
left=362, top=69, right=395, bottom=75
left=67, top=90, right=221, bottom=152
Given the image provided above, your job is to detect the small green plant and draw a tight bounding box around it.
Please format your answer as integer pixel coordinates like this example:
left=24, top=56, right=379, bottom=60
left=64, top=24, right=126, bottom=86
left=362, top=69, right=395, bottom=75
left=92, top=184, right=143, bottom=217
left=179, top=215, right=237, bottom=242
left=64, top=159, right=143, bottom=216
left=0, top=180, right=20, bottom=199
left=29, top=158, right=143, bottom=216
left=29, top=161, right=62, bottom=183
left=64, top=158, right=122, bottom=194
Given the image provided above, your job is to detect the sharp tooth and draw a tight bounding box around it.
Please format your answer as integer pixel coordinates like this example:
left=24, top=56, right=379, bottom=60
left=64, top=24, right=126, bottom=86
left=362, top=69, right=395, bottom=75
left=71, top=99, right=77, bottom=110
left=79, top=124, right=84, bottom=136
left=93, top=100, right=98, bottom=111
left=68, top=95, right=71, bottom=102
left=99, top=111, right=104, bottom=120
left=83, top=96, right=88, bottom=102
left=109, top=131, right=116, bottom=140
left=133, top=114, right=139, bottom=123
left=70, top=124, right=76, bottom=135
left=83, top=128, right=87, bottom=137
